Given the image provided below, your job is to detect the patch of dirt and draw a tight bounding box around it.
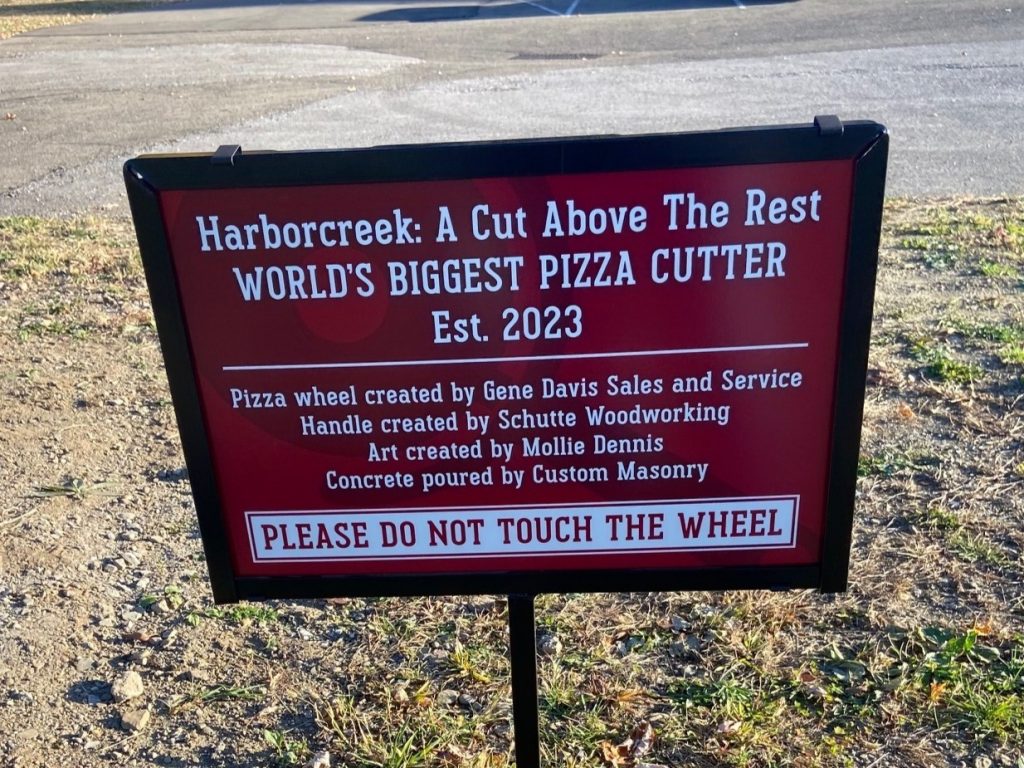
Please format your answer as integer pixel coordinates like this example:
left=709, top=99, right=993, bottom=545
left=0, top=201, right=1022, bottom=768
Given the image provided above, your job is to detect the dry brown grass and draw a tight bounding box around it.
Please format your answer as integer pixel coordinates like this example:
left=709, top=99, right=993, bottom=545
left=0, top=0, right=157, bottom=40
left=0, top=200, right=1022, bottom=767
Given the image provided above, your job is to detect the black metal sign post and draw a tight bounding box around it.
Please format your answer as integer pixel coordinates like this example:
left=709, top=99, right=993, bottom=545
left=508, top=594, right=541, bottom=768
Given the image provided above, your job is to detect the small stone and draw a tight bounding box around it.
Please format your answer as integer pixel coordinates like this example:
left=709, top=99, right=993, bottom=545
left=160, top=629, right=179, bottom=648
left=670, top=615, right=691, bottom=632
left=538, top=633, right=562, bottom=656
left=130, top=649, right=153, bottom=666
left=393, top=686, right=409, bottom=703
left=196, top=722, right=216, bottom=737
left=111, top=671, right=144, bottom=703
left=437, top=689, right=459, bottom=706
left=457, top=693, right=479, bottom=709
left=305, top=751, right=331, bottom=768
left=212, top=636, right=237, bottom=652
left=122, top=611, right=143, bottom=623
left=150, top=599, right=172, bottom=615
left=75, top=656, right=98, bottom=673
left=975, top=757, right=993, bottom=768
left=121, top=708, right=151, bottom=732
left=175, top=668, right=211, bottom=683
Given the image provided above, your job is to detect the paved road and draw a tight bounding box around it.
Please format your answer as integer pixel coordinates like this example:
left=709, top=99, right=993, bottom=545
left=1, top=0, right=1022, bottom=215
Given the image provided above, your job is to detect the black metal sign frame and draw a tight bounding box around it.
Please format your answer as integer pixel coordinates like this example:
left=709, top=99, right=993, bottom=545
left=124, top=117, right=887, bottom=606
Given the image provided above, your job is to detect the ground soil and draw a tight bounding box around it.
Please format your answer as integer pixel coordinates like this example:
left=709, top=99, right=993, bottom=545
left=0, top=200, right=1022, bottom=768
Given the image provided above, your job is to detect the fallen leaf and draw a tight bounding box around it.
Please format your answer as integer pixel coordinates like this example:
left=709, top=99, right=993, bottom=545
left=600, top=740, right=626, bottom=766
left=896, top=402, right=916, bottom=421
left=971, top=621, right=993, bottom=636
left=626, top=721, right=655, bottom=759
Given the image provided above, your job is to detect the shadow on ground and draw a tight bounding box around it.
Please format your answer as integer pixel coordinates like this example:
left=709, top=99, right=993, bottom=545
left=360, top=0, right=799, bottom=23
left=17, top=0, right=798, bottom=22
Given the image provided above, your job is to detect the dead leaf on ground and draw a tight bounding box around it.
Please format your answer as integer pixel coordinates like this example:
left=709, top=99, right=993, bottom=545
left=601, top=721, right=656, bottom=767
left=896, top=402, right=916, bottom=421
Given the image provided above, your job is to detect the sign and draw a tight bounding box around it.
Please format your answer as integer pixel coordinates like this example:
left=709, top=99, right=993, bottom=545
left=125, top=119, right=887, bottom=603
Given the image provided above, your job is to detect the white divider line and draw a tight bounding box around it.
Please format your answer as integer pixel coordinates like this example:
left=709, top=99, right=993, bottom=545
left=222, top=341, right=809, bottom=372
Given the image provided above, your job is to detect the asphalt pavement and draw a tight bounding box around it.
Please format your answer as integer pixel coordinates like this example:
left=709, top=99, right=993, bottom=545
left=1, top=0, right=1022, bottom=215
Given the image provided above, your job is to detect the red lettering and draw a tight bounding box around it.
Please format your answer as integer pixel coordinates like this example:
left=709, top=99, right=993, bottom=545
left=678, top=512, right=704, bottom=538
left=749, top=509, right=766, bottom=537
left=261, top=524, right=279, bottom=550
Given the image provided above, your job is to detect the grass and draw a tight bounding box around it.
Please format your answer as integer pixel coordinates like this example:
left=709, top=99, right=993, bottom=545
left=0, top=216, right=139, bottom=281
left=890, top=199, right=1024, bottom=272
left=264, top=729, right=312, bottom=767
left=312, top=693, right=475, bottom=768
left=3, top=201, right=1024, bottom=766
left=857, top=449, right=937, bottom=478
left=31, top=477, right=114, bottom=499
left=0, top=0, right=158, bottom=40
left=947, top=530, right=1011, bottom=567
left=909, top=338, right=983, bottom=385
left=187, top=603, right=281, bottom=626
left=0, top=216, right=153, bottom=340
left=948, top=319, right=1024, bottom=345
left=167, top=682, right=267, bottom=713
left=999, top=346, right=1024, bottom=365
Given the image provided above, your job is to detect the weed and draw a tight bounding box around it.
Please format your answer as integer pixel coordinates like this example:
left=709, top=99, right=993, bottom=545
left=264, top=729, right=311, bottom=767
left=168, top=683, right=266, bottom=712
left=999, top=346, right=1024, bottom=365
left=32, top=478, right=113, bottom=500
left=899, top=236, right=930, bottom=251
left=313, top=694, right=463, bottom=768
left=949, top=319, right=1024, bottom=345
left=17, top=304, right=93, bottom=340
left=910, top=339, right=982, bottom=384
left=449, top=639, right=495, bottom=684
left=857, top=449, right=937, bottom=478
left=947, top=530, right=1010, bottom=566
left=187, top=603, right=280, bottom=626
left=978, top=259, right=1021, bottom=279
left=141, top=585, right=184, bottom=611
left=912, top=506, right=960, bottom=531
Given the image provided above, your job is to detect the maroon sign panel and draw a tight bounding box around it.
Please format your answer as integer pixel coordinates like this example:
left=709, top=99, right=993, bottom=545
left=126, top=121, right=887, bottom=602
